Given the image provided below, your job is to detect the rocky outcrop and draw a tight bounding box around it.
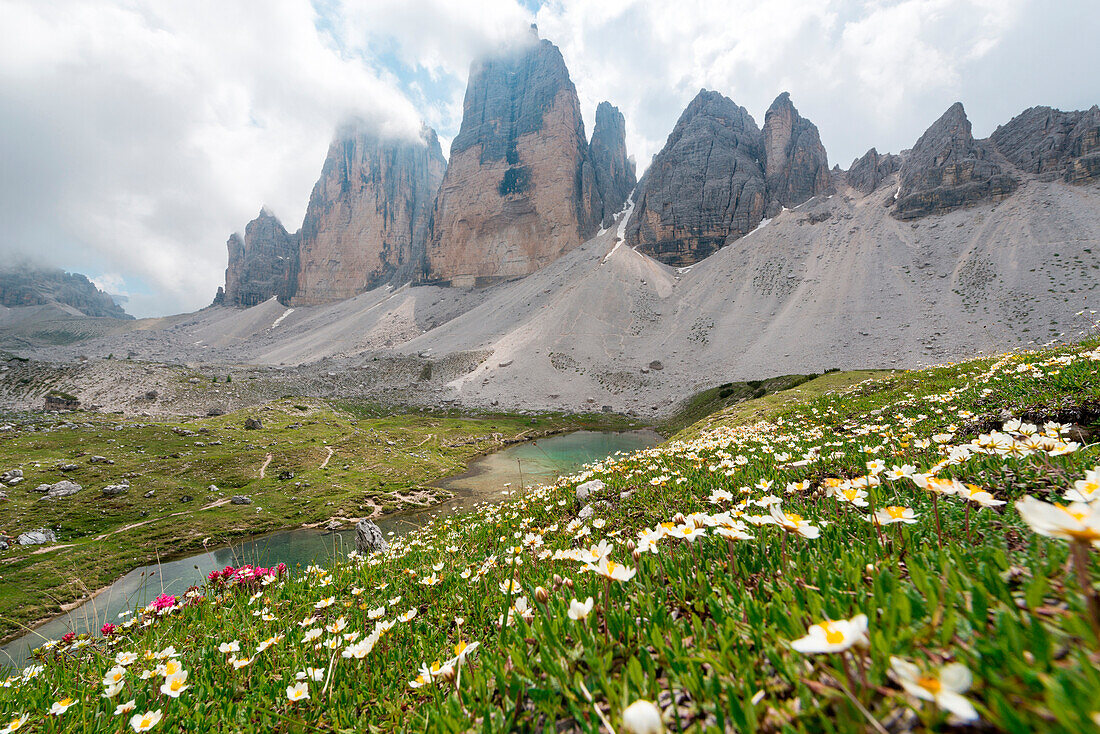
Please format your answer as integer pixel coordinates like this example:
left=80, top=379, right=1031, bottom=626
left=893, top=102, right=1017, bottom=220
left=355, top=518, right=389, bottom=554
left=625, top=90, right=766, bottom=267
left=219, top=209, right=298, bottom=308
left=425, top=32, right=603, bottom=287
left=0, top=266, right=131, bottom=319
left=846, top=148, right=901, bottom=194
left=762, top=92, right=831, bottom=216
left=589, top=102, right=636, bottom=227
left=991, top=105, right=1100, bottom=183
left=293, top=125, right=446, bottom=305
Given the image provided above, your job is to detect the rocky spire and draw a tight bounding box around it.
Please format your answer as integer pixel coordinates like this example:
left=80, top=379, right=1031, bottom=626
left=892, top=102, right=1017, bottom=219
left=845, top=147, right=901, bottom=194
left=292, top=124, right=446, bottom=305
left=625, top=89, right=766, bottom=267
left=425, top=34, right=602, bottom=287
left=220, top=208, right=298, bottom=308
left=589, top=101, right=636, bottom=227
left=762, top=92, right=831, bottom=216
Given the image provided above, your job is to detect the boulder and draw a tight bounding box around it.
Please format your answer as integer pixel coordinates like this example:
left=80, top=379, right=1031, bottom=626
left=102, top=483, right=129, bottom=496
left=35, top=480, right=82, bottom=498
left=88, top=455, right=113, bottom=464
left=17, top=528, right=56, bottom=545
left=244, top=417, right=263, bottom=430
left=354, top=519, right=389, bottom=554
left=576, top=478, right=605, bottom=502
left=230, top=495, right=252, bottom=505
left=1, top=469, right=23, bottom=485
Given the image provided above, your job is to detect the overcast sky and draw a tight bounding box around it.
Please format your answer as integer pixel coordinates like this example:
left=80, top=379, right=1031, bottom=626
left=2, top=0, right=1097, bottom=317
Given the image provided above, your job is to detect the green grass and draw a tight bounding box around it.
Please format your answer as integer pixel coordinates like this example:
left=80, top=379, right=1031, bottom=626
left=3, top=341, right=1100, bottom=732
left=0, top=401, right=634, bottom=641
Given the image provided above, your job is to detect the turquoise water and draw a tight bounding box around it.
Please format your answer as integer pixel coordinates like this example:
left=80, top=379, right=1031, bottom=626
left=1, top=429, right=659, bottom=667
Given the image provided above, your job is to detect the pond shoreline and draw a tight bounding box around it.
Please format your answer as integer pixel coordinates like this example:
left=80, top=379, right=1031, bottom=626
left=2, top=428, right=661, bottom=664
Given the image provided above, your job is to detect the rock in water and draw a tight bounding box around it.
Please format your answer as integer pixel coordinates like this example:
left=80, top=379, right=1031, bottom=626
left=762, top=92, right=832, bottom=216
left=626, top=89, right=766, bottom=267
left=293, top=124, right=446, bottom=305
left=425, top=29, right=603, bottom=287
left=990, top=105, right=1100, bottom=183
left=219, top=208, right=298, bottom=308
left=355, top=519, right=389, bottom=554
left=845, top=148, right=901, bottom=194
left=589, top=101, right=637, bottom=227
left=893, top=102, right=1017, bottom=220
left=17, top=528, right=57, bottom=545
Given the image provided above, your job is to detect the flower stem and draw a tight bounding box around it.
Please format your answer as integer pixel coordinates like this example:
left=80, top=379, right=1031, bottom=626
left=1070, top=541, right=1100, bottom=643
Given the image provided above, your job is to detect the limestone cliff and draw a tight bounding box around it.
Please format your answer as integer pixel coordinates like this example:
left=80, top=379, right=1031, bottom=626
left=625, top=90, right=766, bottom=267
left=425, top=34, right=602, bottom=287
left=0, top=266, right=132, bottom=319
left=219, top=209, right=298, bottom=308
left=589, top=102, right=636, bottom=227
left=293, top=125, right=446, bottom=305
left=762, top=92, right=831, bottom=216
left=893, top=102, right=1017, bottom=220
left=845, top=148, right=901, bottom=194
left=991, top=105, right=1100, bottom=183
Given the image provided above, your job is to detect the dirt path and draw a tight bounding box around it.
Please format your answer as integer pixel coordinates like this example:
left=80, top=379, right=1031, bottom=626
left=259, top=453, right=273, bottom=478
left=319, top=446, right=334, bottom=469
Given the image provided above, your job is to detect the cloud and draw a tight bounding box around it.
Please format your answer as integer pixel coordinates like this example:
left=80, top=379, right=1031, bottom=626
left=0, top=0, right=424, bottom=317
left=1, top=0, right=1095, bottom=317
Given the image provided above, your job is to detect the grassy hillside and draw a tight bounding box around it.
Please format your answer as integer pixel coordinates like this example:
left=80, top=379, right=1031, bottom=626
left=0, top=402, right=636, bottom=641
left=2, top=340, right=1100, bottom=732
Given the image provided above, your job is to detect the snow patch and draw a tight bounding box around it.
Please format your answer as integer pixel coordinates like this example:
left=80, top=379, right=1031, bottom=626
left=604, top=190, right=637, bottom=263
left=270, top=308, right=295, bottom=329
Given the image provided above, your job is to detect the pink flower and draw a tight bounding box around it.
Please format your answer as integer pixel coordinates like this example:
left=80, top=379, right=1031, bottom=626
left=100, top=623, right=118, bottom=636
left=152, top=594, right=176, bottom=610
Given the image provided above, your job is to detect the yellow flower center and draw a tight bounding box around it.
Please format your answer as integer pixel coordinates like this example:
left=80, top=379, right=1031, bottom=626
left=886, top=506, right=907, bottom=519
left=917, top=675, right=942, bottom=693
left=818, top=622, right=844, bottom=644
left=786, top=513, right=803, bottom=524
left=842, top=489, right=858, bottom=500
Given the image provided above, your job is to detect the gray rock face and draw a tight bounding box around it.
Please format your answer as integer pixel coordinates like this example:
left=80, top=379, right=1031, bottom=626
left=354, top=518, right=389, bottom=554
left=626, top=89, right=766, bottom=267
left=893, top=102, right=1017, bottom=220
left=426, top=32, right=603, bottom=286
left=846, top=148, right=901, bottom=194
left=762, top=92, right=831, bottom=216
left=0, top=266, right=131, bottom=319
left=17, top=528, right=56, bottom=545
left=990, top=105, right=1100, bottom=183
left=293, top=124, right=447, bottom=305
left=218, top=209, right=298, bottom=308
left=589, top=102, right=637, bottom=227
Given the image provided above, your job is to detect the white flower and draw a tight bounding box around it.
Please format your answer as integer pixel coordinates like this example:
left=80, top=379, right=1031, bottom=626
left=622, top=699, right=664, bottom=734
left=790, top=614, right=869, bottom=653
left=102, top=681, right=125, bottom=698
left=768, top=504, right=820, bottom=538
left=114, top=700, right=136, bottom=716
left=49, top=698, right=78, bottom=715
left=1066, top=467, right=1100, bottom=503
left=890, top=657, right=978, bottom=722
left=871, top=506, right=919, bottom=525
left=159, top=671, right=189, bottom=698
left=568, top=597, right=594, bottom=620
left=286, top=682, right=309, bottom=703
left=217, top=641, right=239, bottom=654
left=1016, top=496, right=1100, bottom=545
left=129, top=709, right=163, bottom=732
